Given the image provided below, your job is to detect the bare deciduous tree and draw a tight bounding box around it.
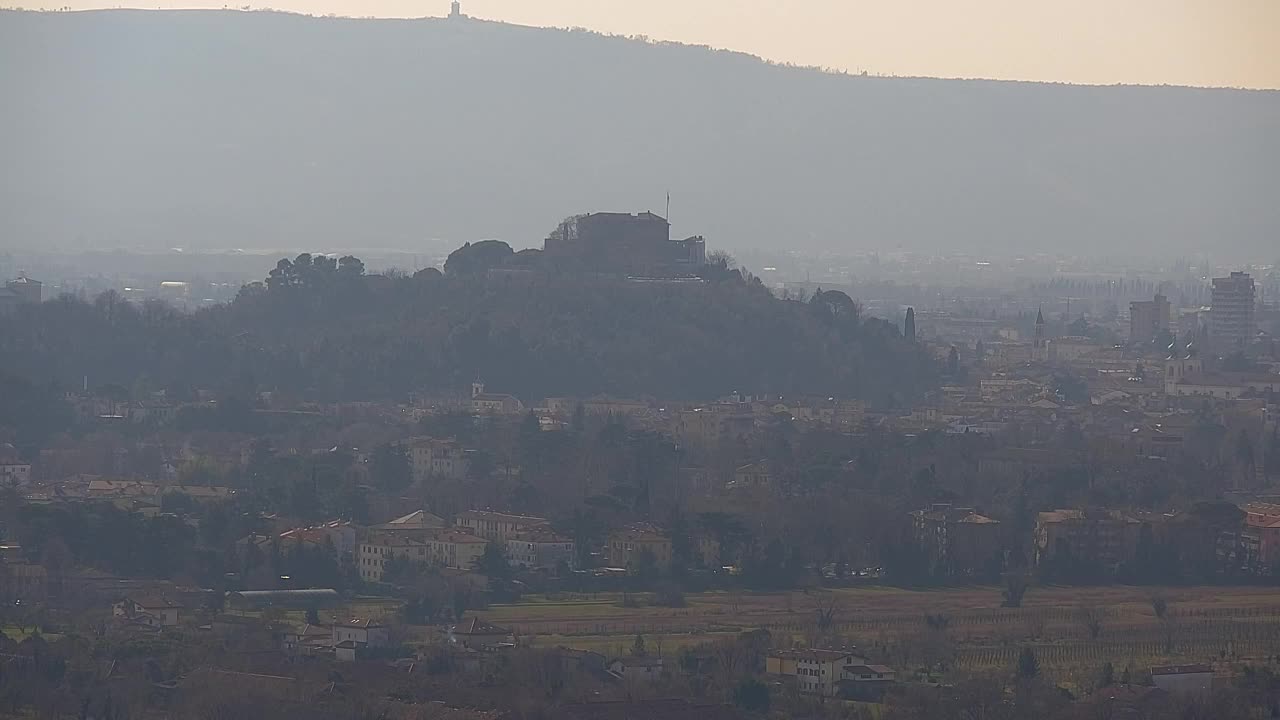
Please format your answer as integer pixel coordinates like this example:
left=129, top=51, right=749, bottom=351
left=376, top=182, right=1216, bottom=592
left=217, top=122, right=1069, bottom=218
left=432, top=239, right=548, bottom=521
left=1076, top=604, right=1104, bottom=640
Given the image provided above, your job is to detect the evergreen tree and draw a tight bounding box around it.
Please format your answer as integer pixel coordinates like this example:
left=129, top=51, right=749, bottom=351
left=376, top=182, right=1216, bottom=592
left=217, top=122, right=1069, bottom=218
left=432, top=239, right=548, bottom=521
left=370, top=443, right=413, bottom=492
left=1016, top=647, right=1039, bottom=680
left=733, top=678, right=771, bottom=713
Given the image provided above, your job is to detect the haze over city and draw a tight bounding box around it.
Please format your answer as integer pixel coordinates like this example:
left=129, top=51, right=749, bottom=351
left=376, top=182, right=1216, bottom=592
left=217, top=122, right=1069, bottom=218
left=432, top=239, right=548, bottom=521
left=1, top=4, right=1280, bottom=720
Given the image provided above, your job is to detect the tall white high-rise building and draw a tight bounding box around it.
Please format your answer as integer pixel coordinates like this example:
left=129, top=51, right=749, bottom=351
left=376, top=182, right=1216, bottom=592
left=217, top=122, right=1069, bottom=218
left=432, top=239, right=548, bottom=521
left=1210, top=271, right=1256, bottom=350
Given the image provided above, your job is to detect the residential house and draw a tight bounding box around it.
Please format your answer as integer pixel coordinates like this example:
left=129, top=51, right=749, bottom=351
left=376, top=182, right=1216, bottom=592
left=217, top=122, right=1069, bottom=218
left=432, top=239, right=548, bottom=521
left=113, top=595, right=183, bottom=627
left=506, top=527, right=576, bottom=572
left=607, top=523, right=672, bottom=572
left=359, top=529, right=488, bottom=582
left=608, top=656, right=664, bottom=683
left=672, top=408, right=756, bottom=451
left=449, top=617, right=514, bottom=650
left=0, top=445, right=31, bottom=488
left=280, top=623, right=333, bottom=656
left=359, top=533, right=428, bottom=583
left=332, top=618, right=390, bottom=649
left=455, top=510, right=549, bottom=542
left=278, top=520, right=358, bottom=562
left=406, top=437, right=470, bottom=482
left=729, top=461, right=773, bottom=492
left=1222, top=502, right=1280, bottom=574
left=909, top=504, right=1001, bottom=577
left=374, top=509, right=448, bottom=534
left=422, top=530, right=489, bottom=571
left=1034, top=509, right=1142, bottom=571
left=87, top=478, right=161, bottom=504
left=766, top=648, right=868, bottom=697
left=837, top=664, right=897, bottom=701
left=788, top=397, right=866, bottom=429
left=0, top=462, right=31, bottom=488
left=5, top=276, right=41, bottom=304
left=130, top=400, right=177, bottom=425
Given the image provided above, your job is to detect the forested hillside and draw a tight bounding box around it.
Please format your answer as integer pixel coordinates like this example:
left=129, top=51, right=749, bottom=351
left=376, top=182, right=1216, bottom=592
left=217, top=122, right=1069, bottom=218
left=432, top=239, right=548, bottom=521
left=0, top=256, right=934, bottom=405
left=2, top=9, right=1277, bottom=256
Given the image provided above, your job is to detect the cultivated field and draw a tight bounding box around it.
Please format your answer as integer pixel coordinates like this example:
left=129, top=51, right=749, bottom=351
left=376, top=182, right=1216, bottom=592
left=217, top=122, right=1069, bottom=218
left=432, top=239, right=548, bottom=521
left=477, top=585, right=1280, bottom=682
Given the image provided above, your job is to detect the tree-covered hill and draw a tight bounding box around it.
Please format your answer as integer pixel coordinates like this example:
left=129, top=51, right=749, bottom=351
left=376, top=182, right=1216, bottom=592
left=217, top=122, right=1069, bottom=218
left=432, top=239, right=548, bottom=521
left=0, top=256, right=934, bottom=405
left=2, top=9, right=1276, bottom=257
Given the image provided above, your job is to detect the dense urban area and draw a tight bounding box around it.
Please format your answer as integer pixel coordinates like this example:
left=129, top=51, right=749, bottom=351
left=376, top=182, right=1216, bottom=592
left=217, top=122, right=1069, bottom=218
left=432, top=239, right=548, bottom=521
left=1, top=206, right=1279, bottom=720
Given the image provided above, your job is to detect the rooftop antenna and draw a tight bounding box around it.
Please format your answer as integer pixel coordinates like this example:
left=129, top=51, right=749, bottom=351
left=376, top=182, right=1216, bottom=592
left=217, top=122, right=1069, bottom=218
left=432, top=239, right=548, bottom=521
left=665, top=191, right=670, bottom=223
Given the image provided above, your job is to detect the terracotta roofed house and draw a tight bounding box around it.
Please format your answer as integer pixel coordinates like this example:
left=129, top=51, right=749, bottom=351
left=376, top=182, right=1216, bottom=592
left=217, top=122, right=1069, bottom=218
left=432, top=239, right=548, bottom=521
left=607, top=523, right=672, bottom=571
left=766, top=648, right=868, bottom=697
left=455, top=509, right=548, bottom=541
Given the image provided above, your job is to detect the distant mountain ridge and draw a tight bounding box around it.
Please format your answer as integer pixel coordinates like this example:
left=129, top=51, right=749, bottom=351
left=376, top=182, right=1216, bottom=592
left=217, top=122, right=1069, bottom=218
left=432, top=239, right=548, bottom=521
left=2, top=9, right=1278, bottom=258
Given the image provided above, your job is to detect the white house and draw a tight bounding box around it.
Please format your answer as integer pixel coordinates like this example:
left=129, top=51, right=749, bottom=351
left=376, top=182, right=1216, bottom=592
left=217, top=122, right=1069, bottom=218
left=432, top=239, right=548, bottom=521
left=0, top=444, right=31, bottom=488
left=766, top=649, right=869, bottom=697
left=506, top=528, right=576, bottom=572
left=113, top=595, right=183, bottom=627
left=332, top=618, right=389, bottom=650
left=608, top=656, right=664, bottom=683
left=0, top=461, right=31, bottom=488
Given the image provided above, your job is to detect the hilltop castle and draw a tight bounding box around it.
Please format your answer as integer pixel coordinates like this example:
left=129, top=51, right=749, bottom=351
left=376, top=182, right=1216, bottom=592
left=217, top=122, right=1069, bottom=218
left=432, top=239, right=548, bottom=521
left=543, top=212, right=706, bottom=277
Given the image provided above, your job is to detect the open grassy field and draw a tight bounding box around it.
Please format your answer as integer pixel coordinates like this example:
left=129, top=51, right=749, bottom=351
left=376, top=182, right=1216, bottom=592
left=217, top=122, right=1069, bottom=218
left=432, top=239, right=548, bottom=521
left=1, top=626, right=62, bottom=643
left=476, top=585, right=1280, bottom=680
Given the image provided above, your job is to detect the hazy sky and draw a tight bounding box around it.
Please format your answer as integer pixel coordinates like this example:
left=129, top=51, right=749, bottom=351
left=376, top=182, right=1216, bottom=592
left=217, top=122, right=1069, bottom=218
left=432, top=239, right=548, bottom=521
left=19, top=0, right=1280, bottom=89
